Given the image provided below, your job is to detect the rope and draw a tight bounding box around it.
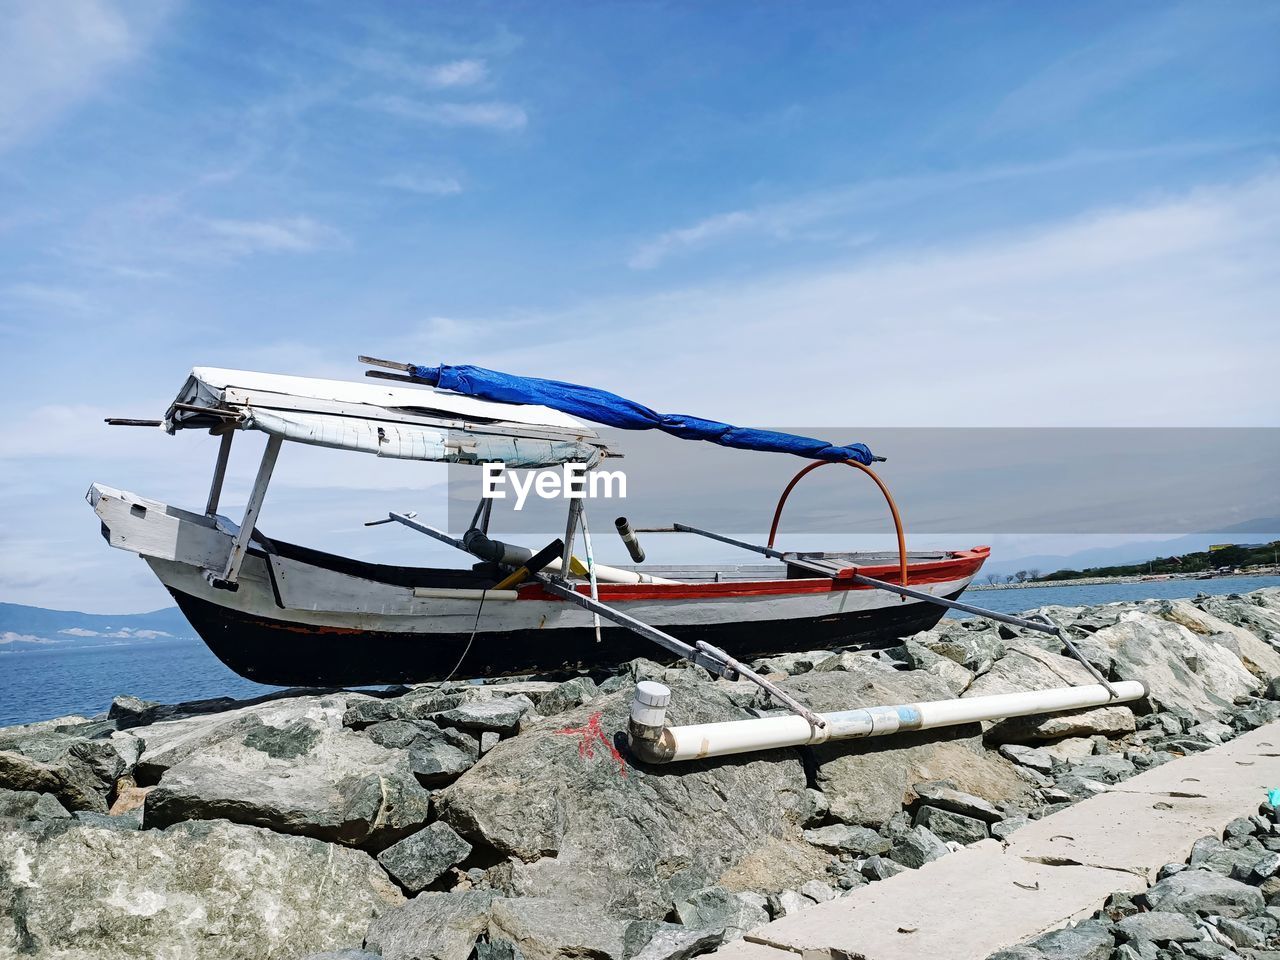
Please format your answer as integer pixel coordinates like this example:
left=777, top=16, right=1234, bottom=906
left=439, top=588, right=487, bottom=685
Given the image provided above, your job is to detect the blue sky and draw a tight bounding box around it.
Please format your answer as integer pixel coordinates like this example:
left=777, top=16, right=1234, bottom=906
left=1, top=0, right=1277, bottom=612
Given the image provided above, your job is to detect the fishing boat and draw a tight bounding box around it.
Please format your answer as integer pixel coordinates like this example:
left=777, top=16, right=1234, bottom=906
left=91, top=361, right=993, bottom=687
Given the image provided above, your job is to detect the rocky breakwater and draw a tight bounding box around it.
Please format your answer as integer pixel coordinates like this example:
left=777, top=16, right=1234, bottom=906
left=0, top=588, right=1278, bottom=960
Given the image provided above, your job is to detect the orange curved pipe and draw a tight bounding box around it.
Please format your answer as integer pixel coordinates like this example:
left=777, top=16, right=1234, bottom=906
left=767, top=460, right=909, bottom=592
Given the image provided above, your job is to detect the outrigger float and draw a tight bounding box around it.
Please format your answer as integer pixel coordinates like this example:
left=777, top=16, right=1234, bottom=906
left=93, top=358, right=1146, bottom=759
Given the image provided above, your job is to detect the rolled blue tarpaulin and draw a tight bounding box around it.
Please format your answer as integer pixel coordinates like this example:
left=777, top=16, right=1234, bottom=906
left=408, top=363, right=876, bottom=465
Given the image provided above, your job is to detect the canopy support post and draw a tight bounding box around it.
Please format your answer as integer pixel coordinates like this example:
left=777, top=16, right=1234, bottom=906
left=205, top=431, right=235, bottom=517
left=560, top=498, right=582, bottom=577
left=207, top=435, right=281, bottom=591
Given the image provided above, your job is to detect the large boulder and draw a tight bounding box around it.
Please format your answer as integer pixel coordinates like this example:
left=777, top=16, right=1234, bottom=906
left=963, top=641, right=1097, bottom=700
left=142, top=695, right=432, bottom=848
left=364, top=890, right=497, bottom=960
left=1144, top=599, right=1280, bottom=679
left=0, top=819, right=403, bottom=959
left=779, top=664, right=1029, bottom=827
left=0, top=723, right=141, bottom=813
left=434, top=670, right=809, bottom=920
left=1136, top=867, right=1265, bottom=919
left=490, top=897, right=652, bottom=960
left=1088, top=613, right=1260, bottom=720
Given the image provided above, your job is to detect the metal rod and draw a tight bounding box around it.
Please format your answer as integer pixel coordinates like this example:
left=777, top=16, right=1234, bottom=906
left=694, top=640, right=826, bottom=728
left=384, top=512, right=468, bottom=551
left=209, top=434, right=281, bottom=589
left=205, top=431, right=234, bottom=517
left=536, top=576, right=723, bottom=673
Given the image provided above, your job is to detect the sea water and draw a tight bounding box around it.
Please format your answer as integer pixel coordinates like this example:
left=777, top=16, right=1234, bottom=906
left=1, top=575, right=1277, bottom=727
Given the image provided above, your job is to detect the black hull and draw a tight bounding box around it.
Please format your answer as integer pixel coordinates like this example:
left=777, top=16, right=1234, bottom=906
left=170, top=587, right=961, bottom=687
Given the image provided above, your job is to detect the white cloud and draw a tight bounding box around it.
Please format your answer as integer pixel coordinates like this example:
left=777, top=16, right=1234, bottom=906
left=381, top=172, right=464, bottom=196
left=1, top=283, right=94, bottom=315
left=346, top=48, right=490, bottom=89
left=364, top=95, right=527, bottom=131
left=423, top=59, right=488, bottom=89
left=417, top=173, right=1280, bottom=428
left=201, top=216, right=341, bottom=256
left=0, top=0, right=173, bottom=153
left=626, top=144, right=1251, bottom=269
left=59, top=627, right=99, bottom=636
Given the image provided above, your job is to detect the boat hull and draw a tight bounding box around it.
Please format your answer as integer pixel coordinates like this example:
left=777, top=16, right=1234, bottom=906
left=168, top=582, right=963, bottom=686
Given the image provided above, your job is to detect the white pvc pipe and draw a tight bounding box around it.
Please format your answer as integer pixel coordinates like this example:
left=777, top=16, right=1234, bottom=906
left=630, top=679, right=1147, bottom=762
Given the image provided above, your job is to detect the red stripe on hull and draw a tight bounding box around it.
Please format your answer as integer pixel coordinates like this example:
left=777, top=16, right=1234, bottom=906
left=518, top=546, right=989, bottom=602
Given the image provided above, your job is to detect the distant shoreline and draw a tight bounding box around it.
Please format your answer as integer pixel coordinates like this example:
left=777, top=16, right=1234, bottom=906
left=972, top=569, right=1280, bottom=591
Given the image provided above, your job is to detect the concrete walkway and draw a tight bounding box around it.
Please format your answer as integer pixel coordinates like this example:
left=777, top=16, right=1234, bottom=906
left=715, top=721, right=1280, bottom=960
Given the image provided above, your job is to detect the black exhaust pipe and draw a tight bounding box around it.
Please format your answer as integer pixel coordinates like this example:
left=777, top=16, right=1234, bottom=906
left=614, top=517, right=646, bottom=563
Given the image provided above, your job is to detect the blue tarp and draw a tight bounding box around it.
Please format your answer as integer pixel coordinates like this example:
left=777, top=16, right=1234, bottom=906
left=408, top=363, right=876, bottom=465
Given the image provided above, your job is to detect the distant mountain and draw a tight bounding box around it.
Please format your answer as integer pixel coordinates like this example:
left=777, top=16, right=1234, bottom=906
left=0, top=602, right=197, bottom=648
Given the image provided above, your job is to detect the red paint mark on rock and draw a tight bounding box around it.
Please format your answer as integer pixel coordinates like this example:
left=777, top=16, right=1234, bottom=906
left=555, top=711, right=628, bottom=778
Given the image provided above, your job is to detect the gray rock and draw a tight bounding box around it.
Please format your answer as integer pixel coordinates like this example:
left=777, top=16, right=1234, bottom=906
left=480, top=731, right=500, bottom=754
left=343, top=697, right=402, bottom=729
left=674, top=886, right=769, bottom=938
left=436, top=696, right=535, bottom=733
left=917, top=628, right=1007, bottom=673
left=779, top=665, right=1029, bottom=828
left=535, top=677, right=600, bottom=717
left=1026, top=918, right=1114, bottom=960
left=1088, top=614, right=1260, bottom=721
left=1137, top=868, right=1266, bottom=918
left=1210, top=914, right=1265, bottom=948
left=0, top=786, right=71, bottom=821
left=409, top=722, right=481, bottom=785
left=889, top=825, right=950, bottom=869
left=1235, top=851, right=1280, bottom=885
left=365, top=890, right=496, bottom=960
left=860, top=855, right=907, bottom=881
left=1191, top=836, right=1268, bottom=878
left=1115, top=911, right=1203, bottom=944
left=366, top=719, right=432, bottom=749
left=913, top=806, right=988, bottom=845
left=474, top=938, right=525, bottom=960
left=902, top=638, right=975, bottom=694
left=767, top=889, right=810, bottom=918
left=489, top=896, right=639, bottom=960
left=0, top=819, right=403, bottom=960
left=143, top=697, right=433, bottom=848
left=910, top=780, right=1005, bottom=822
left=632, top=924, right=725, bottom=960
left=999, top=744, right=1055, bottom=774
left=72, top=809, right=142, bottom=831
left=802, top=823, right=891, bottom=856
left=803, top=787, right=829, bottom=826
left=434, top=671, right=808, bottom=920
left=986, top=705, right=1136, bottom=744
left=0, top=736, right=115, bottom=813
left=752, top=650, right=836, bottom=676
left=1067, top=754, right=1138, bottom=784
left=799, top=879, right=837, bottom=903
left=377, top=821, right=474, bottom=893
left=301, top=952, right=383, bottom=960
left=991, top=816, right=1030, bottom=841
